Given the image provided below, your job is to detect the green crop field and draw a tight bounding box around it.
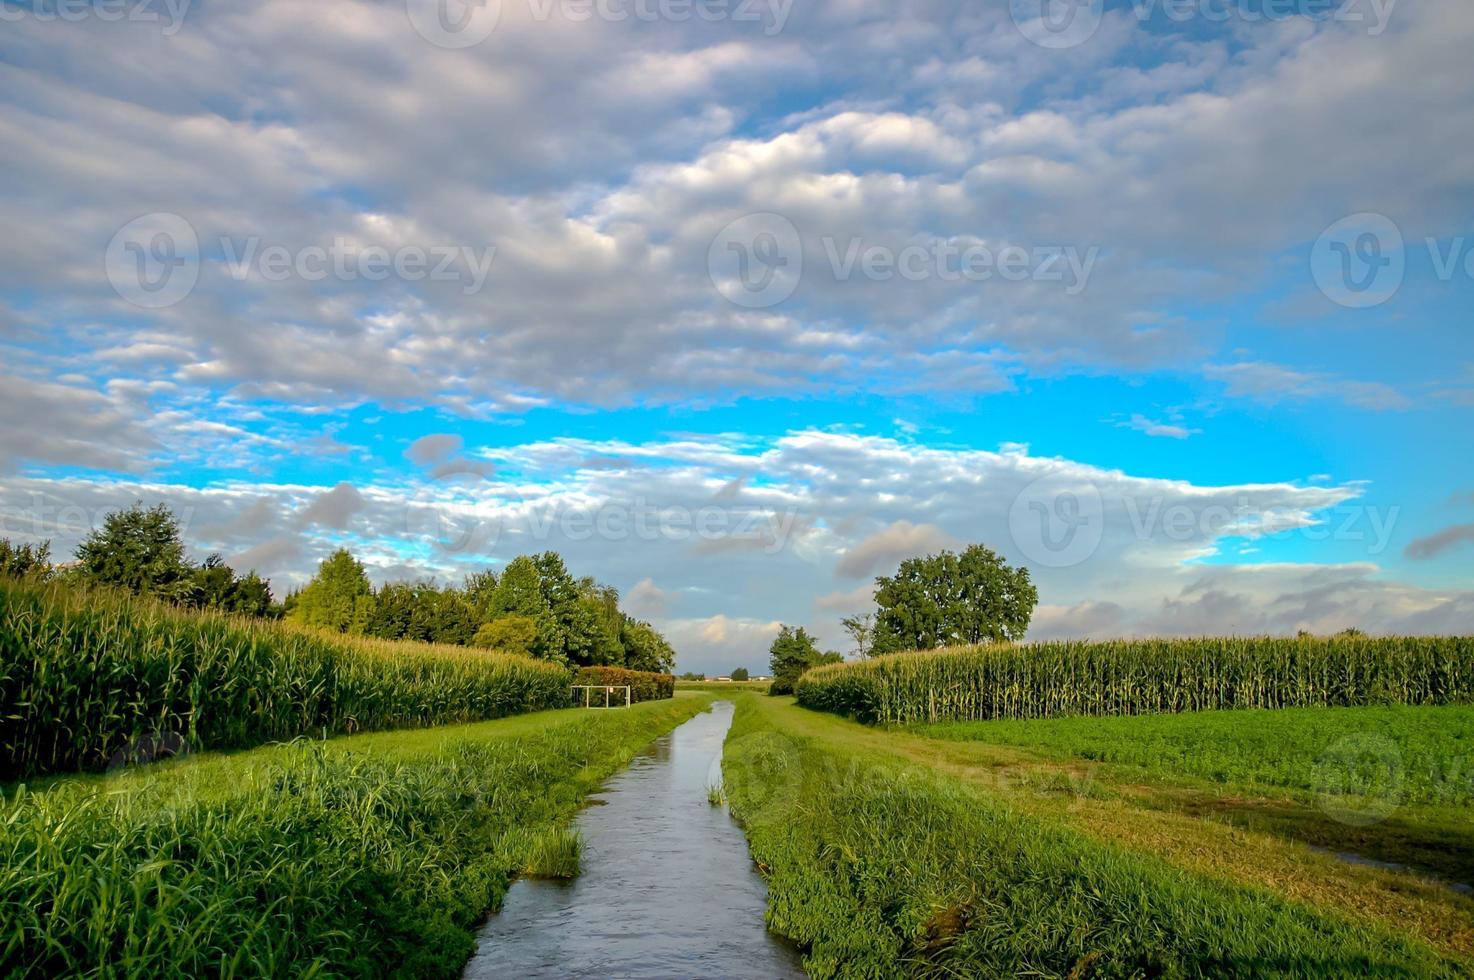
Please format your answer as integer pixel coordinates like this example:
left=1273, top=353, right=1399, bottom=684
left=796, top=635, right=1474, bottom=725
left=914, top=703, right=1474, bottom=806
left=0, top=696, right=709, bottom=978
left=725, top=693, right=1474, bottom=978
left=0, top=577, right=573, bottom=780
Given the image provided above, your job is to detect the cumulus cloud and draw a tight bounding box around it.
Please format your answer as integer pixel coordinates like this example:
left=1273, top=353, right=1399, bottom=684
left=3, top=3, right=1468, bottom=409
left=296, top=482, right=365, bottom=530
left=834, top=520, right=956, bottom=579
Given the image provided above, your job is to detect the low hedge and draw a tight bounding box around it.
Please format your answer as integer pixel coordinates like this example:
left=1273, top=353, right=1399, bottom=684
left=571, top=666, right=675, bottom=704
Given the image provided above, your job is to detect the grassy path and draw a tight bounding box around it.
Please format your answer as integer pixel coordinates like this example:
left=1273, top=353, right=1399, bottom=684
left=0, top=694, right=711, bottom=978
left=724, top=693, right=1474, bottom=977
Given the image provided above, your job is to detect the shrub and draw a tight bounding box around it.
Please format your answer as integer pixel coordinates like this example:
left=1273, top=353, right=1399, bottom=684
left=570, top=665, right=675, bottom=704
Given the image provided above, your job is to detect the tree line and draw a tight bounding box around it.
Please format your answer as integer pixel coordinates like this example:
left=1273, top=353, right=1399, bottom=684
left=0, top=502, right=675, bottom=673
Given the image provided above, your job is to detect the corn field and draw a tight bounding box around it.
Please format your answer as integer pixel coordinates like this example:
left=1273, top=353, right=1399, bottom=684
left=0, top=577, right=572, bottom=780
left=794, top=635, right=1474, bottom=725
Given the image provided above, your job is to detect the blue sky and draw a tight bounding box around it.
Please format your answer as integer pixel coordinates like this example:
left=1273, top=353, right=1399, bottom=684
left=0, top=0, right=1470, bottom=673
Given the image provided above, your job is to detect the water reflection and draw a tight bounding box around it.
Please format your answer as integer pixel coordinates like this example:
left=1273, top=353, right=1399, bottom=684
left=463, top=700, right=807, bottom=979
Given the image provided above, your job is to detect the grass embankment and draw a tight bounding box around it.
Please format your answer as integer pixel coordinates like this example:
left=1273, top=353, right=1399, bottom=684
left=723, top=694, right=1474, bottom=978
left=0, top=696, right=710, bottom=978
left=0, top=577, right=571, bottom=780
left=796, top=635, right=1474, bottom=725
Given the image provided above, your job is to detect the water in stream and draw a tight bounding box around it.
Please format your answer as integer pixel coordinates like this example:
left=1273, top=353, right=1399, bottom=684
left=463, top=700, right=807, bottom=979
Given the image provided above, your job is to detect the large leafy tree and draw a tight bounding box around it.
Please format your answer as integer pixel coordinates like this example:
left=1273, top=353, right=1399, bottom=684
left=76, top=503, right=193, bottom=600
left=870, top=544, right=1038, bottom=654
left=289, top=549, right=373, bottom=634
left=768, top=624, right=828, bottom=695
left=472, top=614, right=538, bottom=656
left=619, top=617, right=676, bottom=673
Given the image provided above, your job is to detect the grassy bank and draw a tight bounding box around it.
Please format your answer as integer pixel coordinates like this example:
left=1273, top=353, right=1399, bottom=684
left=723, top=694, right=1473, bottom=978
left=0, top=577, right=572, bottom=780
left=0, top=696, right=709, bottom=978
left=796, top=635, right=1474, bottom=725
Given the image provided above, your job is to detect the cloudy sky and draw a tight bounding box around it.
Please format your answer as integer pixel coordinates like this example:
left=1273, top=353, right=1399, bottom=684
left=1, top=0, right=1471, bottom=674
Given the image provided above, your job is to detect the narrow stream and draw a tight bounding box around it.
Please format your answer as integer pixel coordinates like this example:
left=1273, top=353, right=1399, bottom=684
left=463, top=700, right=807, bottom=979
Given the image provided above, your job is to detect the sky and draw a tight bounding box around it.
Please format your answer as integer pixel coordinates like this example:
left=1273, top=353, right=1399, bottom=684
left=1, top=0, right=1471, bottom=675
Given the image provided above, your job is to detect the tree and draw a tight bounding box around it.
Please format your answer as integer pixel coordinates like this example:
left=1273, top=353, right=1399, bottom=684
left=768, top=624, right=824, bottom=695
left=871, top=544, right=1037, bottom=655
left=76, top=503, right=192, bottom=600
left=190, top=554, right=274, bottom=616
left=619, top=617, right=676, bottom=673
left=0, top=539, right=52, bottom=579
left=730, top=667, right=750, bottom=681
left=289, top=549, right=373, bottom=633
left=473, top=615, right=538, bottom=656
left=840, top=612, right=875, bottom=659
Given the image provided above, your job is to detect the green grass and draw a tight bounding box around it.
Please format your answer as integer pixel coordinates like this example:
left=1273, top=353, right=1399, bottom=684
left=913, top=705, right=1474, bottom=806
left=0, top=576, right=573, bottom=780
left=796, top=635, right=1474, bottom=725
left=913, top=704, right=1474, bottom=890
left=723, top=694, right=1470, bottom=978
left=0, top=697, right=709, bottom=978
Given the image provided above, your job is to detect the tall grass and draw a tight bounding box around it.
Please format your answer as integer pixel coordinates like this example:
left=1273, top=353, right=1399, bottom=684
left=795, top=634, right=1474, bottom=725
left=0, top=698, right=707, bottom=978
left=0, top=577, right=572, bottom=780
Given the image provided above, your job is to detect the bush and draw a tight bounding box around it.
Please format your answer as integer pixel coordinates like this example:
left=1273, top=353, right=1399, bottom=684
left=795, top=634, right=1474, bottom=725
left=570, top=666, right=675, bottom=705
left=0, top=577, right=572, bottom=780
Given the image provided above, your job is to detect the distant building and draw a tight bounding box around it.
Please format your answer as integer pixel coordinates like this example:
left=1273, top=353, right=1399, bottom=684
left=713, top=676, right=732, bottom=682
